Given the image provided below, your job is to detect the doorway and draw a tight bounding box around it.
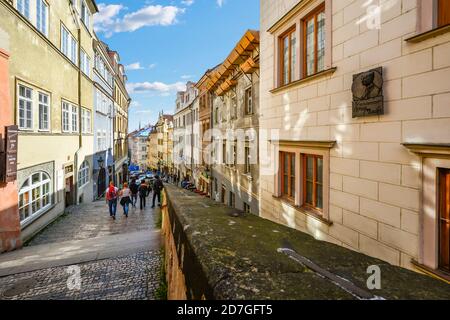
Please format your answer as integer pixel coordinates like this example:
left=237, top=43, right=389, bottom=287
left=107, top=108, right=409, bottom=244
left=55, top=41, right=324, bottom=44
left=98, top=167, right=106, bottom=198
left=439, top=168, right=450, bottom=273
left=65, top=177, right=74, bottom=208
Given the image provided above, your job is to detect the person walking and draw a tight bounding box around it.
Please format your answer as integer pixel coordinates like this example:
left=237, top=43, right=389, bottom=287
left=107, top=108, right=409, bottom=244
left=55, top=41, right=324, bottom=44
left=138, top=181, right=149, bottom=210
left=106, top=182, right=119, bottom=220
left=152, top=176, right=164, bottom=208
left=119, top=182, right=132, bottom=218
left=130, top=179, right=139, bottom=208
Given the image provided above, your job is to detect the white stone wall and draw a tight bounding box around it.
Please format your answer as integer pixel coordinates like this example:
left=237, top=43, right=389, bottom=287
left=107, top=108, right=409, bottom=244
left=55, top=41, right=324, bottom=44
left=260, top=0, right=450, bottom=270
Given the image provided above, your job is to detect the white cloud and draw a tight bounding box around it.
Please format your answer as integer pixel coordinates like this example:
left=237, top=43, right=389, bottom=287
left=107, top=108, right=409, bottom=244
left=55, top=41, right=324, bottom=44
left=181, top=0, right=194, bottom=6
left=125, top=62, right=144, bottom=70
left=148, top=63, right=157, bottom=69
left=217, top=0, right=226, bottom=7
left=127, top=81, right=186, bottom=95
left=181, top=75, right=193, bottom=79
left=95, top=4, right=185, bottom=37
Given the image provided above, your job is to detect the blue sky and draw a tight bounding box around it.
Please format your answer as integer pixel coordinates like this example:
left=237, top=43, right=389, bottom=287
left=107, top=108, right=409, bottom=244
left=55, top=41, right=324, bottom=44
left=94, top=0, right=260, bottom=132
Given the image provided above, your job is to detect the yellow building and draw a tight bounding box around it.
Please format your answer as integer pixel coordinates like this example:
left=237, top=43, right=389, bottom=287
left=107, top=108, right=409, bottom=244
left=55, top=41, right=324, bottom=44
left=147, top=126, right=158, bottom=171
left=0, top=0, right=98, bottom=241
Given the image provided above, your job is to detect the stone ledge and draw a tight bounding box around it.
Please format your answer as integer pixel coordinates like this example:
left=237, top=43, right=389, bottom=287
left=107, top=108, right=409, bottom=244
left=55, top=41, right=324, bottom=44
left=163, top=185, right=450, bottom=300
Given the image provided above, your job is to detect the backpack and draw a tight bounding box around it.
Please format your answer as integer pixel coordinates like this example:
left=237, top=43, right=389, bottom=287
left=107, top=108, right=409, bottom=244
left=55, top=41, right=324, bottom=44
left=108, top=187, right=117, bottom=199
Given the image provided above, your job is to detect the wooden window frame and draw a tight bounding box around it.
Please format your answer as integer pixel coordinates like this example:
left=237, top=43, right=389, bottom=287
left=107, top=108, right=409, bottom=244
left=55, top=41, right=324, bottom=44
left=438, top=0, right=450, bottom=27
left=278, top=26, right=296, bottom=87
left=438, top=168, right=450, bottom=273
left=280, top=151, right=296, bottom=200
left=302, top=3, right=326, bottom=78
left=244, top=87, right=253, bottom=115
left=302, top=154, right=323, bottom=212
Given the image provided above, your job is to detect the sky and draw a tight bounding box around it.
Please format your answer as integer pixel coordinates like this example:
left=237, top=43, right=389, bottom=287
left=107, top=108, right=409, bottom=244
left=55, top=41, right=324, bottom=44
left=94, top=0, right=260, bottom=132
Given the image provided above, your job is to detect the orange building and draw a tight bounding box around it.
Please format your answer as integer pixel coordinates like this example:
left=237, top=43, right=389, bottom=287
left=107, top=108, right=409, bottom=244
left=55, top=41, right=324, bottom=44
left=0, top=45, right=21, bottom=253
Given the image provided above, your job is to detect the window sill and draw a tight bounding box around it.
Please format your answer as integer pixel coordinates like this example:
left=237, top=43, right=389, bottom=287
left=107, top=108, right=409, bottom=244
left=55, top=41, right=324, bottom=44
left=411, top=260, right=450, bottom=284
left=405, top=24, right=450, bottom=43
left=270, top=67, right=337, bottom=94
left=272, top=195, right=333, bottom=226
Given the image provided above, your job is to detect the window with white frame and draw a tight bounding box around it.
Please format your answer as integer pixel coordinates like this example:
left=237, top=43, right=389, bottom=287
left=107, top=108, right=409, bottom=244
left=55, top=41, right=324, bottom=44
left=38, top=92, right=50, bottom=131
left=81, top=0, right=91, bottom=29
left=81, top=108, right=91, bottom=134
left=18, top=85, right=33, bottom=130
left=61, top=25, right=77, bottom=64
left=78, top=161, right=90, bottom=188
left=36, top=0, right=48, bottom=36
left=17, top=0, right=31, bottom=19
left=19, top=172, right=51, bottom=224
left=62, top=101, right=78, bottom=133
left=80, top=49, right=90, bottom=76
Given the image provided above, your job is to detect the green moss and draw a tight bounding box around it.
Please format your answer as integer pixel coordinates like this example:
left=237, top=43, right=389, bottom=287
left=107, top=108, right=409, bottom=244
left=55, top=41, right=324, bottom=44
left=165, top=185, right=450, bottom=300
left=154, top=249, right=168, bottom=300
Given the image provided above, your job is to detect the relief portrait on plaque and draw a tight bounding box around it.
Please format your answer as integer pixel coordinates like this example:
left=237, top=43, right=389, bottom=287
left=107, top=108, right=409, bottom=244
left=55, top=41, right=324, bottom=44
left=352, top=67, right=384, bottom=118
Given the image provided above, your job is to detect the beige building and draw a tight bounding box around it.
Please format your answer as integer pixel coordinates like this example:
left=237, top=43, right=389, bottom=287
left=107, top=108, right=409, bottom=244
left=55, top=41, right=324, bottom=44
left=0, top=0, right=98, bottom=241
left=147, top=126, right=158, bottom=171
left=260, top=0, right=450, bottom=278
left=210, top=30, right=261, bottom=214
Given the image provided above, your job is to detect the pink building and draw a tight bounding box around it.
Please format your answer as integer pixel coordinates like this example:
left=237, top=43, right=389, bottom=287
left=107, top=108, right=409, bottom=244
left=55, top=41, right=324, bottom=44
left=0, top=44, right=21, bottom=253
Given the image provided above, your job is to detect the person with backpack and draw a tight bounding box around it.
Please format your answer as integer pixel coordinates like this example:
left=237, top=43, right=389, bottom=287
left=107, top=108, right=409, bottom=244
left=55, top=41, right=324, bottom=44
left=138, top=181, right=149, bottom=210
left=130, top=179, right=139, bottom=208
left=119, top=182, right=132, bottom=218
left=105, top=182, right=119, bottom=220
left=152, top=176, right=164, bottom=208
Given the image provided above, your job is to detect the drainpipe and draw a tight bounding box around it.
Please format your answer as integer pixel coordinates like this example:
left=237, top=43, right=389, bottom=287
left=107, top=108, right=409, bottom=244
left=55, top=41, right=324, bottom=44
left=74, top=27, right=82, bottom=205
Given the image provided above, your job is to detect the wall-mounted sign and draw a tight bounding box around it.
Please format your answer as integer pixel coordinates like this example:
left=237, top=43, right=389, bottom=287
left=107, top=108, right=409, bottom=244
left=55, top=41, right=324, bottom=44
left=65, top=165, right=74, bottom=176
left=352, top=67, right=384, bottom=118
left=5, top=125, right=18, bottom=182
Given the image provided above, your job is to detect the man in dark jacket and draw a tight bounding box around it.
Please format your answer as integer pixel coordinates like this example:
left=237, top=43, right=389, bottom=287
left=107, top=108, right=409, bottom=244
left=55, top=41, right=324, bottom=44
left=152, top=176, right=164, bottom=208
left=130, top=179, right=139, bottom=208
left=138, top=181, right=149, bottom=210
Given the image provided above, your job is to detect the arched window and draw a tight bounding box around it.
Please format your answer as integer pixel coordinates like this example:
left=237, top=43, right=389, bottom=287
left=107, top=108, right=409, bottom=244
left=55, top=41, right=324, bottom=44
left=78, top=160, right=90, bottom=188
left=19, top=172, right=51, bottom=224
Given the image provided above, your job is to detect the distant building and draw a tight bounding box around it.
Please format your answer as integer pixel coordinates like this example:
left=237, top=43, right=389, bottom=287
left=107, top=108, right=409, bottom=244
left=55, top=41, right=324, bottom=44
left=129, top=127, right=152, bottom=171
left=155, top=113, right=174, bottom=175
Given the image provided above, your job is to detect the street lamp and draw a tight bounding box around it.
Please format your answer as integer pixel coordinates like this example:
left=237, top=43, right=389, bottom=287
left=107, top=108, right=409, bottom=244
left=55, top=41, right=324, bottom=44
left=98, top=156, right=104, bottom=168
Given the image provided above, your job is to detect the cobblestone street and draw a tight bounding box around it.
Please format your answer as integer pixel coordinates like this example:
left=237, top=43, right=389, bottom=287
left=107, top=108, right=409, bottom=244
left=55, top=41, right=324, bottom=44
left=0, top=200, right=163, bottom=300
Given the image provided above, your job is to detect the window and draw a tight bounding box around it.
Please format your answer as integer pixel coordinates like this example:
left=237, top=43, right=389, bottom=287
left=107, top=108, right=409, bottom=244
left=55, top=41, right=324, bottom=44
left=438, top=0, right=450, bottom=27
left=229, top=192, right=236, bottom=208
left=81, top=0, right=91, bottom=28
left=36, top=0, right=48, bottom=36
left=244, top=202, right=251, bottom=214
left=303, top=5, right=326, bottom=77
left=280, top=152, right=295, bottom=199
left=231, top=95, right=237, bottom=119
left=279, top=27, right=296, bottom=86
left=19, top=172, right=51, bottom=224
left=302, top=154, right=323, bottom=210
left=222, top=141, right=227, bottom=165
left=81, top=108, right=91, bottom=134
left=438, top=168, right=450, bottom=273
left=38, top=92, right=50, bottom=131
left=78, top=161, right=90, bottom=188
left=80, top=50, right=90, bottom=76
left=17, top=0, right=30, bottom=19
left=18, top=85, right=33, bottom=130
left=245, top=146, right=251, bottom=174
left=72, top=104, right=78, bottom=132
left=62, top=101, right=78, bottom=133
left=61, top=26, right=77, bottom=64
left=245, top=87, right=253, bottom=115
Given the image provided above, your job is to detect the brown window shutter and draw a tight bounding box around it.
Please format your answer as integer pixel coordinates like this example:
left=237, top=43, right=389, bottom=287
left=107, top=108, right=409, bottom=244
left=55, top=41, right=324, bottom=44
left=438, top=0, right=450, bottom=27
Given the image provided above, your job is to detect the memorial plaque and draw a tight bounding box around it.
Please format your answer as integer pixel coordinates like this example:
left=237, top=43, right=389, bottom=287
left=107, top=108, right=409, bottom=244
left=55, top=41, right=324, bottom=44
left=5, top=125, right=18, bottom=182
left=352, top=67, right=384, bottom=118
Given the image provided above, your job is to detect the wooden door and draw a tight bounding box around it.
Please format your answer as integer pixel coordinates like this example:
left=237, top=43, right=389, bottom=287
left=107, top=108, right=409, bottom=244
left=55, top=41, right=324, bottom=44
left=439, top=168, right=450, bottom=273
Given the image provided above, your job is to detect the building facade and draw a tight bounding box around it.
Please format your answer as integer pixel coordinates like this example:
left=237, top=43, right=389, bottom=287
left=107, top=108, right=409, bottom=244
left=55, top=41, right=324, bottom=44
left=210, top=30, right=260, bottom=214
left=260, top=0, right=450, bottom=277
left=129, top=126, right=151, bottom=171
left=155, top=114, right=174, bottom=175
left=0, top=0, right=98, bottom=241
left=174, top=82, right=197, bottom=181
left=92, top=38, right=114, bottom=200
left=0, top=27, right=21, bottom=252
left=147, top=126, right=158, bottom=172
left=106, top=48, right=130, bottom=186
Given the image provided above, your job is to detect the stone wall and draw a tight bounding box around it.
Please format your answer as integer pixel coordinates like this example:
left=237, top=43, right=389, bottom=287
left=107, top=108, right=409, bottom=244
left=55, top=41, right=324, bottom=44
left=162, top=185, right=450, bottom=300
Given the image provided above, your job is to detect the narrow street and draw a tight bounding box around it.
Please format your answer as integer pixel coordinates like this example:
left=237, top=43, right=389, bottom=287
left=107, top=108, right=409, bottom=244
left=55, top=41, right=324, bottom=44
left=0, top=201, right=162, bottom=300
